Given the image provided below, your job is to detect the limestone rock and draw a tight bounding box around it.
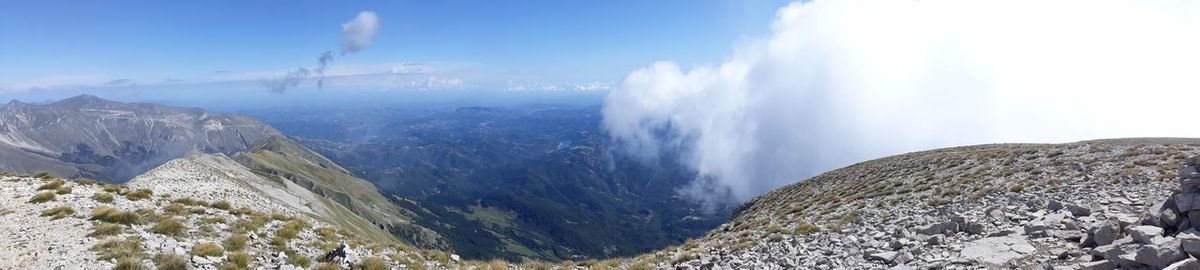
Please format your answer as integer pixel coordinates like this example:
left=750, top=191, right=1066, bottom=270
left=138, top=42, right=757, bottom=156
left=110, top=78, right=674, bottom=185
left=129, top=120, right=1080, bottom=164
left=1090, top=221, right=1122, bottom=246
left=1067, top=203, right=1092, bottom=217
left=915, top=221, right=958, bottom=236
left=1127, top=225, right=1164, bottom=244
left=1134, top=237, right=1187, bottom=268
left=1079, top=260, right=1115, bottom=270
left=960, top=236, right=1035, bottom=266
left=1165, top=258, right=1200, bottom=270
left=867, top=251, right=899, bottom=263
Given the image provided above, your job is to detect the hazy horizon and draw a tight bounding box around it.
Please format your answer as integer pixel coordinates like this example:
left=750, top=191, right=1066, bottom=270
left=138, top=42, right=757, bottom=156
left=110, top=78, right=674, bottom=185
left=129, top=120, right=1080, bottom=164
left=6, top=0, right=1200, bottom=202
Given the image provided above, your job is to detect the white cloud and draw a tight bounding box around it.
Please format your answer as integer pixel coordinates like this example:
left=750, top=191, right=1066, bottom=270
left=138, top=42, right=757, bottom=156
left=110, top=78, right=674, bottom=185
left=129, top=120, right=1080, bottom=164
left=504, top=81, right=613, bottom=91
left=341, top=11, right=381, bottom=54
left=603, top=0, right=1200, bottom=205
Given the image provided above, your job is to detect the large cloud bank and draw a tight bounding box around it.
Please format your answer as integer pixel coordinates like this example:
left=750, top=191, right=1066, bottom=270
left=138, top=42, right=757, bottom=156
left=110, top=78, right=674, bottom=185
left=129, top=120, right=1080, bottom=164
left=603, top=0, right=1200, bottom=204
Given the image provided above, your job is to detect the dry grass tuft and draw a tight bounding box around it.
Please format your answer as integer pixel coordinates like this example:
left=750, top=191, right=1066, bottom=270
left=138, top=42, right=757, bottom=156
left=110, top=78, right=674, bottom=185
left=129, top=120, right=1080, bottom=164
left=28, top=191, right=56, bottom=203
left=92, top=237, right=144, bottom=260
left=357, top=257, right=389, bottom=270
left=37, top=179, right=65, bottom=190
left=191, top=242, right=224, bottom=257
left=150, top=217, right=187, bottom=237
left=124, top=189, right=153, bottom=201
left=223, top=234, right=249, bottom=251
left=226, top=251, right=252, bottom=269
left=90, top=206, right=142, bottom=225
left=89, top=222, right=125, bottom=237
left=211, top=200, right=232, bottom=210
left=34, top=171, right=58, bottom=179
left=153, top=254, right=189, bottom=270
left=40, top=205, right=75, bottom=220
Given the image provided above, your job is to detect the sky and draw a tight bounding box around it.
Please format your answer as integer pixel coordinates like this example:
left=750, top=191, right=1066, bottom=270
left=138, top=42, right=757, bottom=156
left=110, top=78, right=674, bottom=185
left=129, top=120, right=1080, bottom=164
left=10, top=0, right=1200, bottom=204
left=0, top=0, right=789, bottom=105
left=604, top=0, right=1200, bottom=204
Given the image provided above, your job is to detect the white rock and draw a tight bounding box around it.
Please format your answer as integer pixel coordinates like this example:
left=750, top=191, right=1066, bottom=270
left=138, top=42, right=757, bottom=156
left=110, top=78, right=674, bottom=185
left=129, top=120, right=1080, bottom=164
left=960, top=236, right=1036, bottom=266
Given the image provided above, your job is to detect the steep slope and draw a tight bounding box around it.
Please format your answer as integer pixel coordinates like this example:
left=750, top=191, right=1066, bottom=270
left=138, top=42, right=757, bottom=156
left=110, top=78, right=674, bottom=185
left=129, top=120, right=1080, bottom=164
left=0, top=94, right=278, bottom=181
left=0, top=172, right=469, bottom=269
left=618, top=138, right=1200, bottom=269
left=126, top=154, right=400, bottom=243
left=229, top=135, right=445, bottom=249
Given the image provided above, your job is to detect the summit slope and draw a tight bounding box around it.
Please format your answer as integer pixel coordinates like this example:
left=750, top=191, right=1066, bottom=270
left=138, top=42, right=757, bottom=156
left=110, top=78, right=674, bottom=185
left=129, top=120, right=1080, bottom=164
left=624, top=138, right=1200, bottom=269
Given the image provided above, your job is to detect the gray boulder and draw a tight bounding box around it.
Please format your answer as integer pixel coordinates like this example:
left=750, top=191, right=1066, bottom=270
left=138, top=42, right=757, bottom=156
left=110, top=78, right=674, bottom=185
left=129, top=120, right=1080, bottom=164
left=867, top=251, right=899, bottom=263
left=1047, top=230, right=1085, bottom=242
left=915, top=221, right=958, bottom=236
left=1067, top=203, right=1092, bottom=217
left=1127, top=225, right=1164, bottom=244
left=1078, top=260, right=1115, bottom=270
left=1090, top=221, right=1122, bottom=246
left=1093, top=242, right=1142, bottom=268
left=1134, top=237, right=1187, bottom=268
left=1165, top=258, right=1200, bottom=270
left=1049, top=200, right=1065, bottom=211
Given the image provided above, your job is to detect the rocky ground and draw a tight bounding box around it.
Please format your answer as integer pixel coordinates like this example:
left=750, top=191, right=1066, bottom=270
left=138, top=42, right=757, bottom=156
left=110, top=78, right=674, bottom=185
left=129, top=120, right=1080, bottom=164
left=6, top=138, right=1200, bottom=270
left=0, top=173, right=481, bottom=270
left=627, top=139, right=1200, bottom=269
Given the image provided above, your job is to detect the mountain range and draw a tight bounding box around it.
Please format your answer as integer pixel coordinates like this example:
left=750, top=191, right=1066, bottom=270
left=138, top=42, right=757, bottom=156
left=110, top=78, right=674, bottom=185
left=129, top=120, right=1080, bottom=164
left=2, top=95, right=1200, bottom=269
left=0, top=94, right=278, bottom=181
left=0, top=95, right=725, bottom=262
left=248, top=104, right=729, bottom=261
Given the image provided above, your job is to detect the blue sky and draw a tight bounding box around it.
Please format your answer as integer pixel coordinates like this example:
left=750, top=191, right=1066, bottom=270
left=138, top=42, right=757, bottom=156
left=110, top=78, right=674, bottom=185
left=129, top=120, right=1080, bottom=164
left=0, top=0, right=788, bottom=103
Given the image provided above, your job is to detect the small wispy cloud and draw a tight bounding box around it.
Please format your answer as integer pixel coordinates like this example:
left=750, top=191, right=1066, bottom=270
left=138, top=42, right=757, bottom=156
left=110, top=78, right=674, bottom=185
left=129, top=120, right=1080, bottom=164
left=103, top=79, right=134, bottom=86
left=266, top=11, right=383, bottom=94
left=341, top=11, right=380, bottom=55
left=505, top=81, right=612, bottom=91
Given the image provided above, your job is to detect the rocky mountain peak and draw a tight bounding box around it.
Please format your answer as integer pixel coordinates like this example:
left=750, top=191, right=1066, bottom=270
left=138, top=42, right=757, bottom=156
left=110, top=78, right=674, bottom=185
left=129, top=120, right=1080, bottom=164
left=0, top=94, right=279, bottom=181
left=51, top=94, right=121, bottom=108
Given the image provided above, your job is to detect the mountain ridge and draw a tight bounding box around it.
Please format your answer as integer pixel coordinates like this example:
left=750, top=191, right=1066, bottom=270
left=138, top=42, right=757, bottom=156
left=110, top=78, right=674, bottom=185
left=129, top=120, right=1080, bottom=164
left=230, top=135, right=446, bottom=249
left=0, top=94, right=280, bottom=181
